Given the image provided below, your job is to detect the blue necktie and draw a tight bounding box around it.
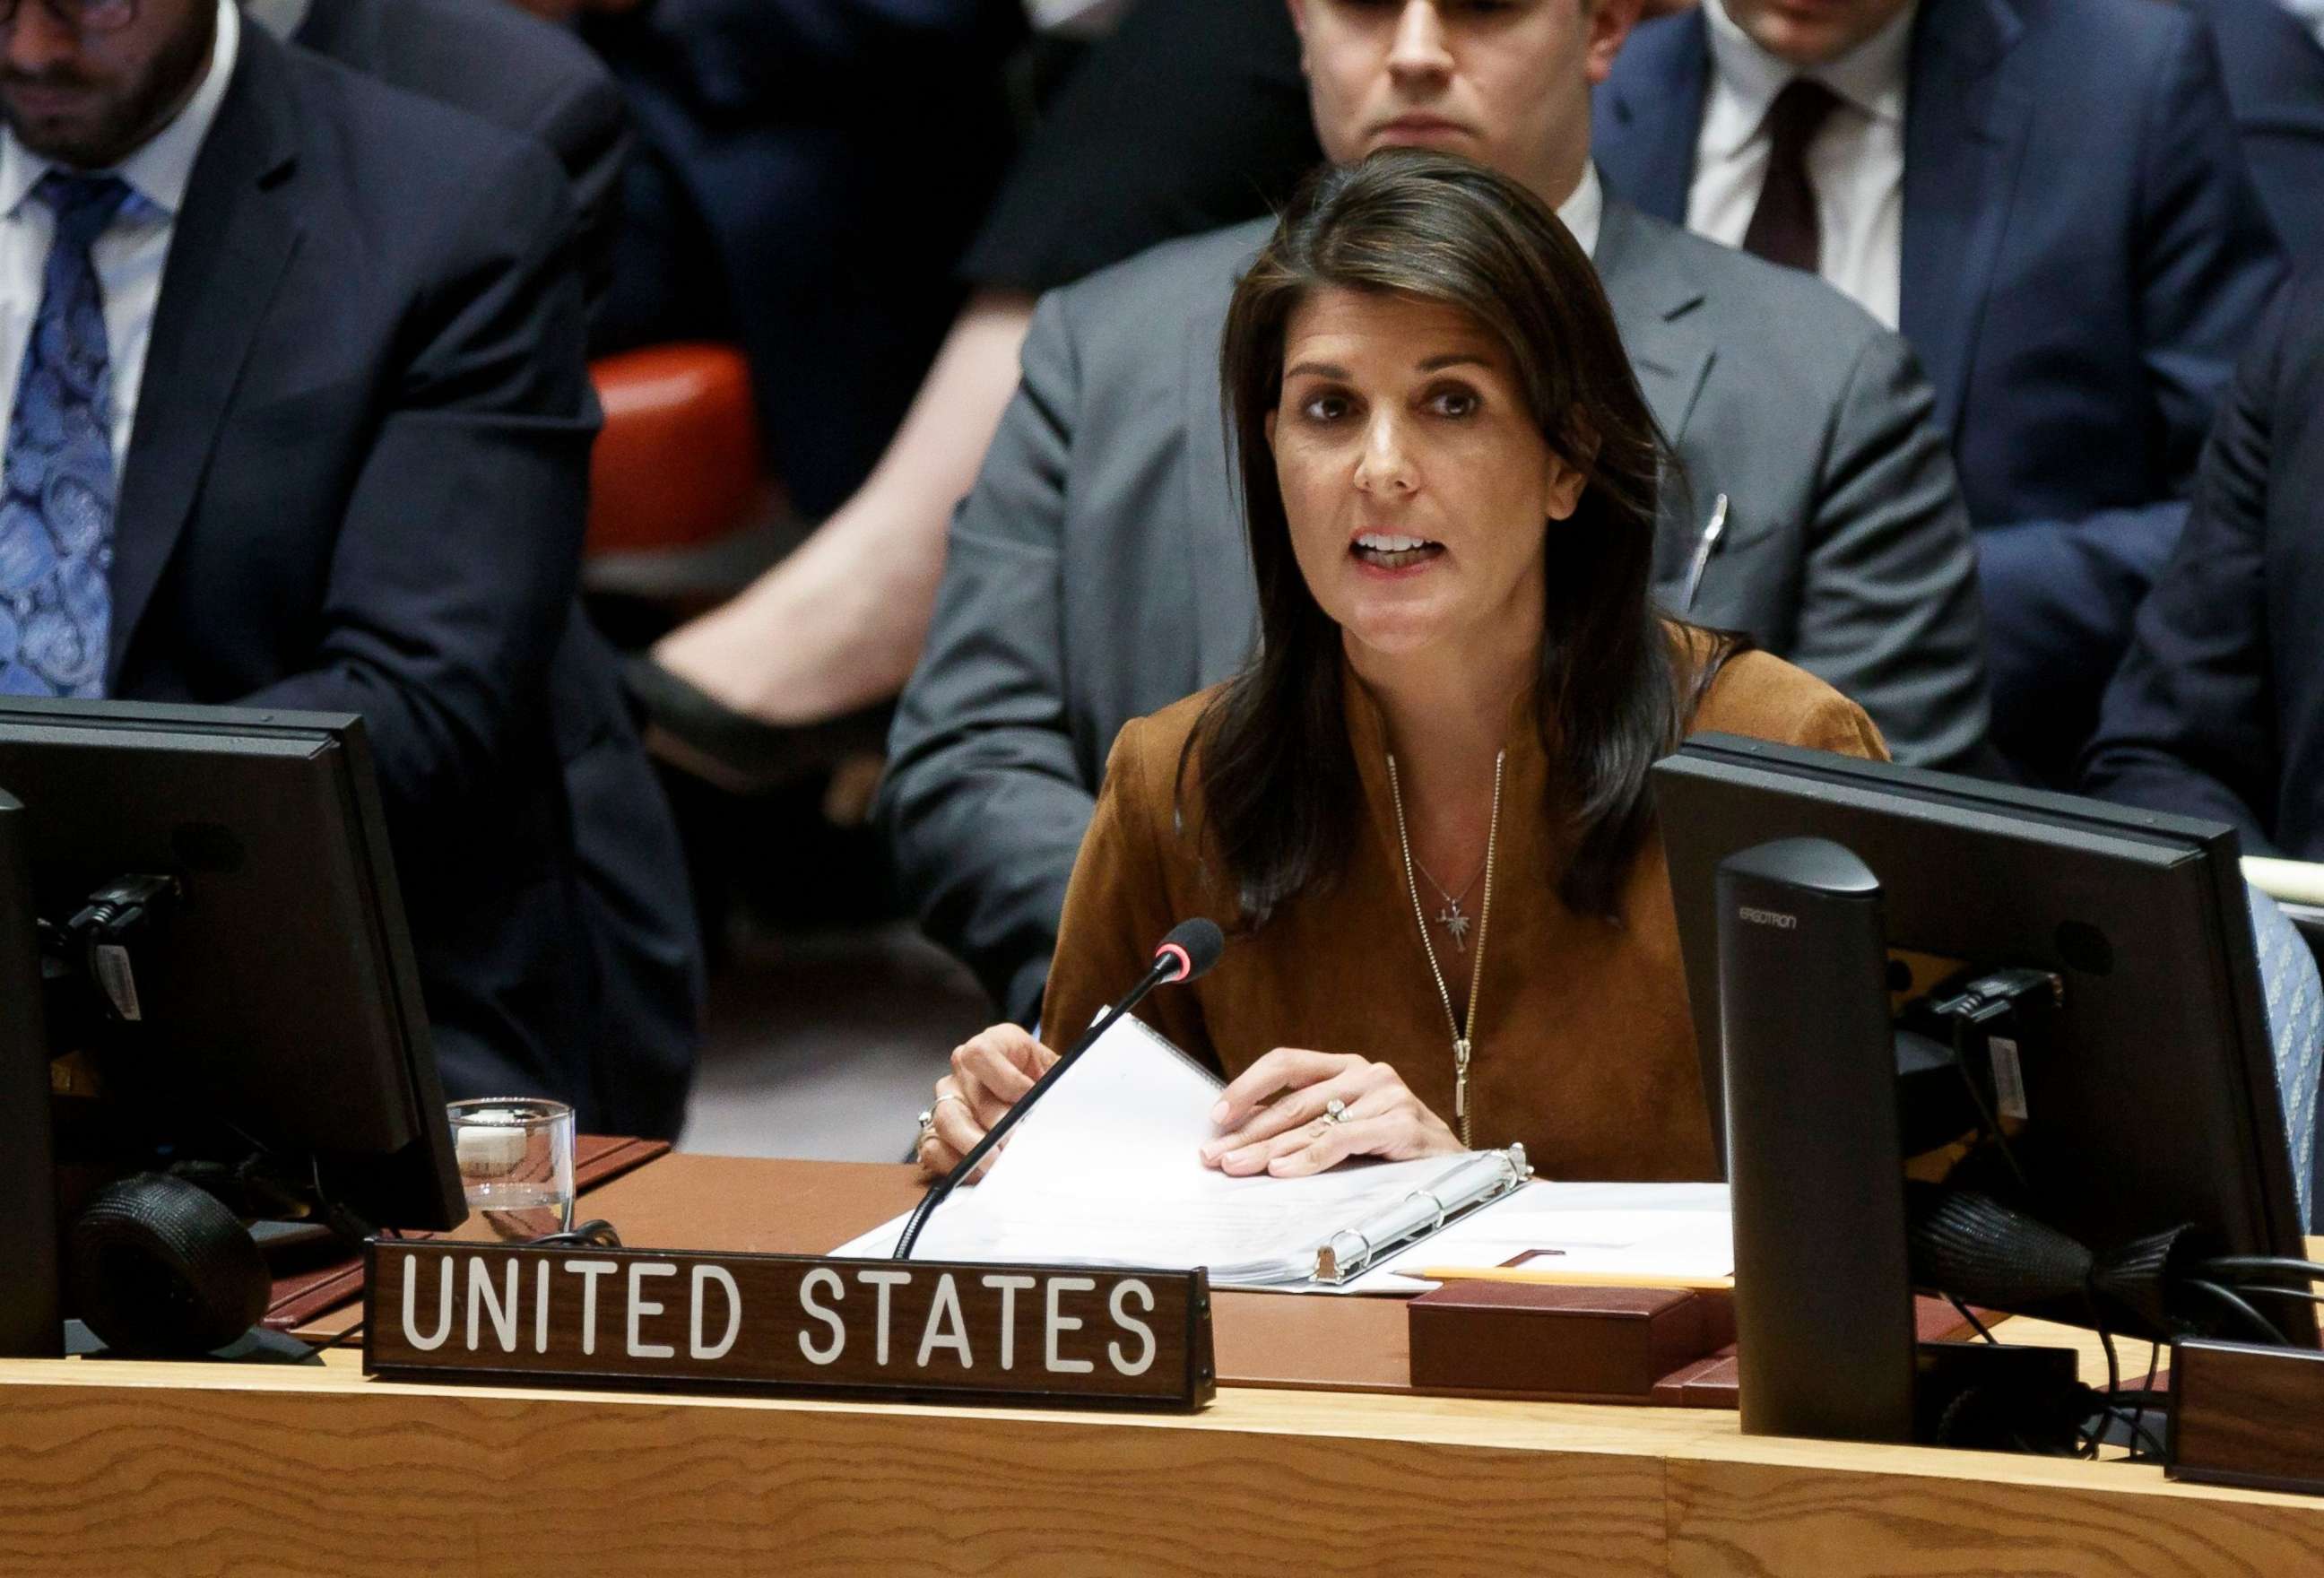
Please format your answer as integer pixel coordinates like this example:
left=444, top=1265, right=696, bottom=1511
left=0, top=172, right=136, bottom=697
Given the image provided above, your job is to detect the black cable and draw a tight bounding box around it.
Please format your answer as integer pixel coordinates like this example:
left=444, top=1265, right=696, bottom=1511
left=2127, top=1340, right=2164, bottom=1466
left=2088, top=1328, right=2171, bottom=1461
left=2092, top=1390, right=2169, bottom=1461
left=307, top=1320, right=365, bottom=1357
left=2184, top=1278, right=2290, bottom=1346
left=527, top=1218, right=621, bottom=1250
left=1947, top=1294, right=1999, bottom=1344
left=2084, top=1304, right=2123, bottom=1461
left=1949, top=1016, right=2028, bottom=1192
left=2215, top=1281, right=2324, bottom=1307
left=2196, top=1254, right=2324, bottom=1281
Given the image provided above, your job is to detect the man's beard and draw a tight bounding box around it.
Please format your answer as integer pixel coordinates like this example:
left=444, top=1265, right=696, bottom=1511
left=0, top=4, right=217, bottom=169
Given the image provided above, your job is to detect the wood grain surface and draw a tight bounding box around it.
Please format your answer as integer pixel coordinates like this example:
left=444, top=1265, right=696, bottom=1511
left=2171, top=1340, right=2324, bottom=1495
left=7, top=1350, right=2324, bottom=1578
left=1668, top=1458, right=2324, bottom=1576
left=0, top=1360, right=1667, bottom=1577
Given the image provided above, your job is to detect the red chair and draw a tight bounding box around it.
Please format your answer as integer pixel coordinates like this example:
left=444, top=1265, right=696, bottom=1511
left=585, top=343, right=771, bottom=559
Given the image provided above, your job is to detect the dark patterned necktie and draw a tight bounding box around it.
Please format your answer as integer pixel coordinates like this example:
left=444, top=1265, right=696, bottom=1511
left=1740, top=78, right=1843, bottom=275
left=0, top=171, right=137, bottom=697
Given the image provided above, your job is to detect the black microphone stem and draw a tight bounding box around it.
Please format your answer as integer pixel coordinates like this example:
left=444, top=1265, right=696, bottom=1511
left=892, top=955, right=1177, bottom=1260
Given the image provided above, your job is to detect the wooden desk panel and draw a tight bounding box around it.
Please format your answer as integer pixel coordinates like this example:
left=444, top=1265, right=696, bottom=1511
left=1666, top=1458, right=2324, bottom=1576
left=5, top=1352, right=2324, bottom=1577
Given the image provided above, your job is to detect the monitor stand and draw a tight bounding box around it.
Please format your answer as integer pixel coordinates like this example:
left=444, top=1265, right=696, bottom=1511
left=1718, top=836, right=2086, bottom=1452
left=63, top=1319, right=321, bottom=1366
left=1718, top=836, right=1919, bottom=1444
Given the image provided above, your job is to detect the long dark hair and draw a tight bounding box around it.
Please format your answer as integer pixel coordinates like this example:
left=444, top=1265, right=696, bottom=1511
left=1190, top=150, right=1738, bottom=929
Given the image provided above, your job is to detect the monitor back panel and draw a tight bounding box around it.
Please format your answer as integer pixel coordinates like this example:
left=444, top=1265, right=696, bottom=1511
left=1657, top=739, right=2299, bottom=1265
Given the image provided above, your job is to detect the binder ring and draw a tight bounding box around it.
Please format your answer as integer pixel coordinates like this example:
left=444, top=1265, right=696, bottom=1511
left=1402, top=1187, right=1450, bottom=1236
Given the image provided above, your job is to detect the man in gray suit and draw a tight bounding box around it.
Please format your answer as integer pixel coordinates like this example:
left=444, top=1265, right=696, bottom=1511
left=884, top=0, right=1989, bottom=1027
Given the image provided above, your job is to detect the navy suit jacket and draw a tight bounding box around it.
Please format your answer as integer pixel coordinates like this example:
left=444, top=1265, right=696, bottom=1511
left=1595, top=0, right=2285, bottom=786
left=290, top=0, right=630, bottom=317
left=2086, top=274, right=2324, bottom=861
left=284, top=0, right=702, bottom=1139
left=2191, top=0, right=2324, bottom=264
left=111, top=25, right=695, bottom=1135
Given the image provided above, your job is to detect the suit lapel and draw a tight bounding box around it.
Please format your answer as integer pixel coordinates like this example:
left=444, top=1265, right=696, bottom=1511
left=1182, top=231, right=1263, bottom=689
left=1595, top=12, right=1710, bottom=223
left=109, top=28, right=305, bottom=686
left=1595, top=201, right=1716, bottom=447
left=1900, top=0, right=2032, bottom=437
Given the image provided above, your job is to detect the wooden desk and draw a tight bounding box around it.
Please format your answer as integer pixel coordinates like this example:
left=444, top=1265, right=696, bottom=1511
left=4, top=1157, right=2322, bottom=1576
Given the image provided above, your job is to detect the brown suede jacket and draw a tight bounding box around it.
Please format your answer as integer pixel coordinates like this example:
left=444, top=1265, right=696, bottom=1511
left=1041, top=644, right=1888, bottom=1182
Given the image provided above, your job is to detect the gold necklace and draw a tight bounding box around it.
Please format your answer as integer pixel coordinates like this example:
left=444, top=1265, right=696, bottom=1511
left=1386, top=750, right=1505, bottom=1149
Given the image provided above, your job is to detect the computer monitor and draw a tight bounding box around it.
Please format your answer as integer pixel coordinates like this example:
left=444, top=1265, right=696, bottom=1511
left=0, top=698, right=464, bottom=1357
left=1656, top=733, right=2308, bottom=1294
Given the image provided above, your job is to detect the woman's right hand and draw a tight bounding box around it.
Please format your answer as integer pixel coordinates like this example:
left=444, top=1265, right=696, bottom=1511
left=915, top=1024, right=1059, bottom=1182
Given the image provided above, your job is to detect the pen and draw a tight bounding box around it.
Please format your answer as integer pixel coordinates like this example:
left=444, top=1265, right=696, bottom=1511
left=1402, top=1266, right=1734, bottom=1291
left=1679, top=492, right=1729, bottom=612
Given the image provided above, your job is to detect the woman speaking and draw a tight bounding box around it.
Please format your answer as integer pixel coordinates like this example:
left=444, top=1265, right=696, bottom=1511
left=917, top=151, right=1886, bottom=1185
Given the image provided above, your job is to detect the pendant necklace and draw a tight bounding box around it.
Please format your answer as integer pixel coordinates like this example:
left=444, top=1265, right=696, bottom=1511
left=1386, top=750, right=1505, bottom=1149
left=1411, top=853, right=1486, bottom=953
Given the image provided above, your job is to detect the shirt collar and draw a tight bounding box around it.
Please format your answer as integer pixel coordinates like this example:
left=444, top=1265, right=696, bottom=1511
left=1556, top=162, right=1604, bottom=260
left=242, top=0, right=314, bottom=42
left=0, top=0, right=241, bottom=222
left=1699, top=0, right=1915, bottom=158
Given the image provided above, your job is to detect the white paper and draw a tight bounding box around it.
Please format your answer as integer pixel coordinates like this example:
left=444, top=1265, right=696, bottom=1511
left=832, top=1015, right=1515, bottom=1288
left=1340, top=1181, right=1735, bottom=1294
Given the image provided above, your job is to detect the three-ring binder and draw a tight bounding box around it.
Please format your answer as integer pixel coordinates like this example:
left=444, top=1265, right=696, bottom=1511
left=1314, top=1145, right=1531, bottom=1283
left=1204, top=1144, right=1532, bottom=1287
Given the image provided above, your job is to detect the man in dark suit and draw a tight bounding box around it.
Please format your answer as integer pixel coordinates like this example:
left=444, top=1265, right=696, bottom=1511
left=1592, top=0, right=2287, bottom=786
left=2085, top=275, right=2324, bottom=861
left=239, top=0, right=704, bottom=1137
left=0, top=0, right=698, bottom=1134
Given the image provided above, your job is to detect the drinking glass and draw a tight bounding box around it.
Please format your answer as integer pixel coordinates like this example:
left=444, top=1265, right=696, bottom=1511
left=447, top=1097, right=576, bottom=1242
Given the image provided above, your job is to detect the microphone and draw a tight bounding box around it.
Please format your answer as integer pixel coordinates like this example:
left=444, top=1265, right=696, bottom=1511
left=892, top=918, right=1225, bottom=1258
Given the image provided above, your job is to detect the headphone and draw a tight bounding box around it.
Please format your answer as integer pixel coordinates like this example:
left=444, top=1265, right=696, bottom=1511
left=66, top=1169, right=269, bottom=1357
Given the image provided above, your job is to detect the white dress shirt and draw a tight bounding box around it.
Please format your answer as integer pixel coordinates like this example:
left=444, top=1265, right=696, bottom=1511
left=1558, top=160, right=1606, bottom=261
left=1685, top=0, right=1913, bottom=328
left=0, top=0, right=241, bottom=480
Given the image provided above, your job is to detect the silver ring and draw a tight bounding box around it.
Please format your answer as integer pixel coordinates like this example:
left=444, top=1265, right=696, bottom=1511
left=918, top=1093, right=970, bottom=1148
left=1323, top=1097, right=1352, bottom=1125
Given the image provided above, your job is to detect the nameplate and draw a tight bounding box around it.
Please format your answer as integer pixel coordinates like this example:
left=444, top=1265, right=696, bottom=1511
left=361, top=1240, right=1215, bottom=1411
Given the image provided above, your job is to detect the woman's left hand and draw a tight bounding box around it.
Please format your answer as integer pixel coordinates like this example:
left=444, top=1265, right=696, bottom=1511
left=1198, top=1048, right=1462, bottom=1178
